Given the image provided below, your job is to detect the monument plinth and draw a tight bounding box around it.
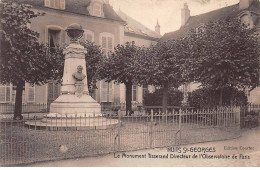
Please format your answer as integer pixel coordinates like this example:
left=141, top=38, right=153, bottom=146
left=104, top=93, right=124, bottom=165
left=49, top=23, right=102, bottom=116
left=25, top=23, right=118, bottom=130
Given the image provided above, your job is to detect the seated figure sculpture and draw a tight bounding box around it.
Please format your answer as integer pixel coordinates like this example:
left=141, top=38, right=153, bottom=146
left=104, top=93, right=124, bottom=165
left=72, top=65, right=86, bottom=97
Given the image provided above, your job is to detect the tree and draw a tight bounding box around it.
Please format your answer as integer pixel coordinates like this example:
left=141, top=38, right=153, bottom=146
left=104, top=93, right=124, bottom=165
left=143, top=88, right=183, bottom=107
left=189, top=18, right=259, bottom=105
left=188, top=87, right=248, bottom=109
left=99, top=42, right=144, bottom=115
left=0, top=1, right=63, bottom=119
left=141, top=39, right=191, bottom=113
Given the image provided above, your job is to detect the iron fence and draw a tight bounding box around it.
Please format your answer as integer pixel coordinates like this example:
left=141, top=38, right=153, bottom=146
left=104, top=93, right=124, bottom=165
left=0, top=106, right=240, bottom=166
left=0, top=103, right=48, bottom=114
left=101, top=102, right=143, bottom=111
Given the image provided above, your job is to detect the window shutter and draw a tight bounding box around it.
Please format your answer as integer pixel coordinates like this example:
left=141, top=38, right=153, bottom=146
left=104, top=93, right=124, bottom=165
left=54, top=83, right=59, bottom=98
left=132, top=85, right=137, bottom=101
left=108, top=37, right=112, bottom=50
left=107, top=37, right=113, bottom=57
left=54, top=0, right=59, bottom=8
left=45, top=0, right=50, bottom=7
left=101, top=81, right=108, bottom=102
left=60, top=0, right=65, bottom=9
left=0, top=87, right=5, bottom=102
left=28, top=86, right=35, bottom=102
left=6, top=86, right=11, bottom=102
left=109, top=82, right=113, bottom=102
left=93, top=3, right=101, bottom=16
left=101, top=36, right=107, bottom=57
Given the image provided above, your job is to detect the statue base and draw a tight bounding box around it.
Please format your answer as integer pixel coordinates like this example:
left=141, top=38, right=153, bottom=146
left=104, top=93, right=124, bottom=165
left=25, top=94, right=119, bottom=130
left=49, top=94, right=101, bottom=116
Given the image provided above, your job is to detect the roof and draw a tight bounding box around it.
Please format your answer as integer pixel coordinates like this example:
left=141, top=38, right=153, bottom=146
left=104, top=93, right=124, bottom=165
left=161, top=1, right=260, bottom=41
left=117, top=10, right=161, bottom=40
left=13, top=0, right=125, bottom=23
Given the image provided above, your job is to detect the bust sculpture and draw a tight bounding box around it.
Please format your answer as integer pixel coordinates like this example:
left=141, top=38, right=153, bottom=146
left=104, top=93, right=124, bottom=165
left=73, top=65, right=86, bottom=97
left=73, top=65, right=86, bottom=84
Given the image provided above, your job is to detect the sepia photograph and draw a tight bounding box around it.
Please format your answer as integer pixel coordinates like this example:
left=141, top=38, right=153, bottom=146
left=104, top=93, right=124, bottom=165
left=0, top=0, right=259, bottom=167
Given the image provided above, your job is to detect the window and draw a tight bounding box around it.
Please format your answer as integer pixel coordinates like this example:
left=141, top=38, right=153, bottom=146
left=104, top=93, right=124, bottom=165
left=46, top=25, right=64, bottom=49
left=45, top=0, right=65, bottom=9
left=100, top=33, right=114, bottom=58
left=0, top=84, right=11, bottom=103
left=49, top=29, right=61, bottom=48
left=93, top=3, right=102, bottom=17
left=11, top=85, right=26, bottom=103
left=80, top=30, right=94, bottom=42
left=132, top=85, right=137, bottom=102
left=100, top=81, right=113, bottom=102
left=28, top=85, right=35, bottom=102
left=47, top=81, right=61, bottom=105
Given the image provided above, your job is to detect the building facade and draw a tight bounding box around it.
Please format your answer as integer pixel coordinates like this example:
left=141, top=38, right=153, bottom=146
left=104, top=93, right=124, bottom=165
left=161, top=0, right=260, bottom=104
left=0, top=0, right=160, bottom=107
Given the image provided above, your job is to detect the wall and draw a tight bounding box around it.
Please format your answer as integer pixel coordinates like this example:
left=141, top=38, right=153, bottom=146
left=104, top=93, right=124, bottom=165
left=29, top=7, right=124, bottom=104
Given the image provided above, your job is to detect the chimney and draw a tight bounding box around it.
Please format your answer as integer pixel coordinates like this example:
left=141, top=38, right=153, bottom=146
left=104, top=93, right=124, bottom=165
left=239, top=0, right=254, bottom=10
left=155, top=19, right=160, bottom=35
left=181, top=2, right=190, bottom=26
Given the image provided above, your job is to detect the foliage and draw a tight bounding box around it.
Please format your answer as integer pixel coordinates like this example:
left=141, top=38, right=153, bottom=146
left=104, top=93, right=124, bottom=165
left=189, top=18, right=259, bottom=93
left=141, top=39, right=191, bottom=88
left=0, top=1, right=65, bottom=119
left=188, top=87, right=248, bottom=109
left=0, top=1, right=49, bottom=85
left=99, top=41, right=144, bottom=85
left=140, top=38, right=192, bottom=112
left=99, top=42, right=145, bottom=114
left=143, top=88, right=183, bottom=106
left=80, top=40, right=103, bottom=92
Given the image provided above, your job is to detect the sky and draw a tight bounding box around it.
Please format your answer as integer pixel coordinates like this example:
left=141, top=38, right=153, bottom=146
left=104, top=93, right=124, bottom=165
left=109, top=0, right=239, bottom=35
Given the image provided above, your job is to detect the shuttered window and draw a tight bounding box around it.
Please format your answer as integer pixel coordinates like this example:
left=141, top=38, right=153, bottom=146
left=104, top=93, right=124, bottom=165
left=0, top=84, right=11, bottom=103
left=81, top=30, right=94, bottom=42
left=100, top=33, right=114, bottom=58
left=93, top=3, right=102, bottom=17
left=28, top=85, right=35, bottom=102
left=101, top=81, right=113, bottom=102
left=132, top=85, right=137, bottom=102
left=0, top=86, right=5, bottom=102
left=60, top=0, right=65, bottom=9
left=45, top=0, right=50, bottom=7
left=45, top=0, right=65, bottom=9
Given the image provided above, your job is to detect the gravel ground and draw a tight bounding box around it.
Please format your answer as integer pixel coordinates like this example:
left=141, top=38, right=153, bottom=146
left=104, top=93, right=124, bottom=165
left=29, top=126, right=260, bottom=167
left=0, top=117, right=240, bottom=166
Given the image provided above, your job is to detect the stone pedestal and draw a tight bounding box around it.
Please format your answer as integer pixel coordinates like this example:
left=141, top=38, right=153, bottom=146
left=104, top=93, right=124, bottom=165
left=49, top=42, right=102, bottom=116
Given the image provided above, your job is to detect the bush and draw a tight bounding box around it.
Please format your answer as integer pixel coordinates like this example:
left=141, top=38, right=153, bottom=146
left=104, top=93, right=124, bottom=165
left=188, top=87, right=248, bottom=109
left=143, top=88, right=183, bottom=106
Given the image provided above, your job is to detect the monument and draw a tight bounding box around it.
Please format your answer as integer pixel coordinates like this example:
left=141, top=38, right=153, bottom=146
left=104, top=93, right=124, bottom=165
left=26, top=23, right=118, bottom=130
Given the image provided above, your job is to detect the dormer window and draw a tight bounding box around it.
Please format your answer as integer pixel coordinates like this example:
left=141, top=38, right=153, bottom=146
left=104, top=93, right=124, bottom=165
left=45, top=0, right=65, bottom=10
left=93, top=3, right=102, bottom=17
left=88, top=1, right=104, bottom=18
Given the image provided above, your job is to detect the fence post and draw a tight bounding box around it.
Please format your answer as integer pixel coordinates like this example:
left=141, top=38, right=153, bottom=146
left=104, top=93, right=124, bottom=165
left=178, top=109, right=182, bottom=131
left=117, top=110, right=121, bottom=152
left=235, top=107, right=240, bottom=126
left=150, top=109, right=153, bottom=148
left=179, top=109, right=182, bottom=143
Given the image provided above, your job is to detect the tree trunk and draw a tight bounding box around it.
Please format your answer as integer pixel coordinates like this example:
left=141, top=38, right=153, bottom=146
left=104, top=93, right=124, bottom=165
left=125, top=82, right=133, bottom=116
left=230, top=87, right=233, bottom=106
left=219, top=87, right=223, bottom=106
left=162, top=84, right=169, bottom=114
left=14, top=81, right=25, bottom=120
